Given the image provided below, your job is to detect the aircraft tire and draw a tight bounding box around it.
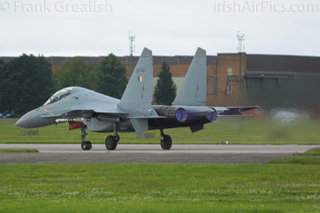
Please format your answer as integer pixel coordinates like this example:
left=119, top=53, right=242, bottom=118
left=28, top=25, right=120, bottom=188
left=81, top=141, right=92, bottom=150
left=160, top=135, right=172, bottom=150
left=105, top=135, right=118, bottom=150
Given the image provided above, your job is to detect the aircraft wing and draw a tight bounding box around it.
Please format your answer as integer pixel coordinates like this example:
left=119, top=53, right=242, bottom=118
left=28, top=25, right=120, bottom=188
left=128, top=115, right=166, bottom=119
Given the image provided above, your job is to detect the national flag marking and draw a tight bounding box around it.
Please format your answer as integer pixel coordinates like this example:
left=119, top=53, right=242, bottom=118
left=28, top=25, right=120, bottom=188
left=43, top=108, right=48, bottom=115
left=138, top=75, right=144, bottom=82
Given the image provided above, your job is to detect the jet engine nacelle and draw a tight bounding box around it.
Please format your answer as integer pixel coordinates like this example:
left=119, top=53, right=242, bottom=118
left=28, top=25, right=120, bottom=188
left=153, top=105, right=217, bottom=123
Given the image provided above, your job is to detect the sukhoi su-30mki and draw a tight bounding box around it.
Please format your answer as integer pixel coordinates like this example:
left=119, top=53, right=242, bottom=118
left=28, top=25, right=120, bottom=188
left=16, top=47, right=253, bottom=150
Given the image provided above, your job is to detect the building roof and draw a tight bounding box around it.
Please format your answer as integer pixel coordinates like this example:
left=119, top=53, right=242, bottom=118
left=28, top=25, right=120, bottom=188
left=247, top=54, right=320, bottom=75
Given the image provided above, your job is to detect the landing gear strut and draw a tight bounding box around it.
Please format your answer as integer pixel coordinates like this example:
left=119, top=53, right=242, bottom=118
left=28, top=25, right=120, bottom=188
left=81, top=125, right=92, bottom=150
left=160, top=129, right=172, bottom=150
left=105, top=123, right=120, bottom=150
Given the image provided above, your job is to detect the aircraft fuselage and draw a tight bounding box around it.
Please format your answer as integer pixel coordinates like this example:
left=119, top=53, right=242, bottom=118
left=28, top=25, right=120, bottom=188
left=16, top=87, right=216, bottom=133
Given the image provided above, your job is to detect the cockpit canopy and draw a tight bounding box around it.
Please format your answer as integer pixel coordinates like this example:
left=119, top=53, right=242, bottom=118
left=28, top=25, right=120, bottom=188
left=44, top=87, right=73, bottom=106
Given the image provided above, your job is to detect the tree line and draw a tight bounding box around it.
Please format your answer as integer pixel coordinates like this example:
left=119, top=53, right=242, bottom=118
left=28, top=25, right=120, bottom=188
left=0, top=54, right=176, bottom=116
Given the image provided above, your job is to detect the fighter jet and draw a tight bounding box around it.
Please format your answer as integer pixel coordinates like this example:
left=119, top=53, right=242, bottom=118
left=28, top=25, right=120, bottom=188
left=16, top=47, right=252, bottom=150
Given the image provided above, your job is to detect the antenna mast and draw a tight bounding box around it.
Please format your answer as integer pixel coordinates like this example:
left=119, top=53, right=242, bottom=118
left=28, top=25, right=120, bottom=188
left=237, top=31, right=245, bottom=53
left=128, top=32, right=135, bottom=75
left=236, top=31, right=245, bottom=93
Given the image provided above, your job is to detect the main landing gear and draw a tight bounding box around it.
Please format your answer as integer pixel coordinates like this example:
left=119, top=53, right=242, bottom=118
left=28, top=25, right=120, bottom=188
left=81, top=125, right=92, bottom=150
left=81, top=124, right=172, bottom=151
left=105, top=123, right=120, bottom=150
left=160, top=129, right=172, bottom=150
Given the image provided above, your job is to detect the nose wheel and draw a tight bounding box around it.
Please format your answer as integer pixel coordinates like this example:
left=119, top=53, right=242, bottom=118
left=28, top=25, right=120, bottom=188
left=81, top=125, right=92, bottom=150
left=81, top=141, right=92, bottom=150
left=160, top=129, right=172, bottom=150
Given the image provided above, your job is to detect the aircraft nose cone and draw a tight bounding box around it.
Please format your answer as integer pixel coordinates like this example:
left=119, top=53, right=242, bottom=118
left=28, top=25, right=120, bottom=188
left=16, top=111, right=34, bottom=128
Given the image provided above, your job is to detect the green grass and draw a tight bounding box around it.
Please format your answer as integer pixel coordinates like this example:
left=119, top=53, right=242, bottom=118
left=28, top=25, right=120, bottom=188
left=269, top=148, right=320, bottom=165
left=269, top=157, right=320, bottom=165
left=296, top=148, right=320, bottom=156
left=1, top=118, right=320, bottom=144
left=0, top=163, right=320, bottom=212
left=0, top=148, right=38, bottom=153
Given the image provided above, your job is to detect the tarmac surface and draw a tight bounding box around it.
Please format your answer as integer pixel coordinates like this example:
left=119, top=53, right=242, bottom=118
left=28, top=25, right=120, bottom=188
left=0, top=144, right=318, bottom=164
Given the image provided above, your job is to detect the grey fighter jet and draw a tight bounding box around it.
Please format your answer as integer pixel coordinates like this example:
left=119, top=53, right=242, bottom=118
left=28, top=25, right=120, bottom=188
left=16, top=47, right=251, bottom=150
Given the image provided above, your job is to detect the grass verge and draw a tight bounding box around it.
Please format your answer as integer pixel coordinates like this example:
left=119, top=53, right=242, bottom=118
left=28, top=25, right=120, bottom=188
left=0, top=163, right=320, bottom=212
left=296, top=148, right=320, bottom=156
left=269, top=157, right=320, bottom=165
left=0, top=148, right=38, bottom=153
left=1, top=118, right=320, bottom=144
left=269, top=147, right=320, bottom=165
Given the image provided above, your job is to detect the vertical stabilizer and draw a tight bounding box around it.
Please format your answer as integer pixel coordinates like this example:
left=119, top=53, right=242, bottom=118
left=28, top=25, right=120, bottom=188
left=173, top=47, right=207, bottom=106
left=119, top=48, right=153, bottom=115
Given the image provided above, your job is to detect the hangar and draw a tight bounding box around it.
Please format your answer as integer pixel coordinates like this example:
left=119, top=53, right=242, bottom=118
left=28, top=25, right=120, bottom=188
left=245, top=54, right=320, bottom=109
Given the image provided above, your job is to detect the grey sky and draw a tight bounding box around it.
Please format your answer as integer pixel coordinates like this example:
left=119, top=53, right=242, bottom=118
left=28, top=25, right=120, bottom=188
left=1, top=0, right=320, bottom=56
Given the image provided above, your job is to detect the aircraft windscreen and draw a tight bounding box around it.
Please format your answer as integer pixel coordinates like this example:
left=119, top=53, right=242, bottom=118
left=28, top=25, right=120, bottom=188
left=44, top=87, right=72, bottom=106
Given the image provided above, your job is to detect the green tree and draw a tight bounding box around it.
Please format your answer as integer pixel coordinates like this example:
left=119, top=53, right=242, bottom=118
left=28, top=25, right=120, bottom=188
left=0, top=59, right=5, bottom=112
left=52, top=57, right=99, bottom=91
left=0, top=59, right=4, bottom=71
left=154, top=62, right=176, bottom=105
left=98, top=53, right=128, bottom=98
left=0, top=54, right=52, bottom=115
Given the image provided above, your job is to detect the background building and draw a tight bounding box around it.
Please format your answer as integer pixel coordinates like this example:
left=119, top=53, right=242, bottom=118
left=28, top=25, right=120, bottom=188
left=2, top=53, right=320, bottom=108
left=245, top=54, right=320, bottom=109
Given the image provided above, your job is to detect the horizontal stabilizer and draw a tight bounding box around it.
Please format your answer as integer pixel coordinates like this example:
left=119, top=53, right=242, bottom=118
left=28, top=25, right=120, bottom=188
left=214, top=106, right=260, bottom=116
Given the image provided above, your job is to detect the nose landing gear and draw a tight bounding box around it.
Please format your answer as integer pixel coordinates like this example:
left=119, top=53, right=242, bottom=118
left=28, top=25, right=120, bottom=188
left=81, top=125, right=92, bottom=150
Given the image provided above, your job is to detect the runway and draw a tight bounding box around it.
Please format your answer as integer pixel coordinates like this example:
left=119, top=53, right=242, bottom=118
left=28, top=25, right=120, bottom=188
left=0, top=144, right=318, bottom=164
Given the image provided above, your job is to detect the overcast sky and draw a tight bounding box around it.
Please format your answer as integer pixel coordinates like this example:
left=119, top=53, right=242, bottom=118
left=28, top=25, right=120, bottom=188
left=1, top=0, right=320, bottom=56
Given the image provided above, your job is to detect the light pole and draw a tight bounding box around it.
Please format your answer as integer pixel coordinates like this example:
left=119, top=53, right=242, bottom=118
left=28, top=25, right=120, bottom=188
left=237, top=32, right=245, bottom=93
left=128, top=32, right=135, bottom=76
